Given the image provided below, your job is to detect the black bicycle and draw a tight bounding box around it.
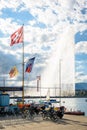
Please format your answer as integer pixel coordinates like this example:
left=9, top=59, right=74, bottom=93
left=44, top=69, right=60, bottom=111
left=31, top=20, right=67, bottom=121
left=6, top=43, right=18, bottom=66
left=41, top=107, right=58, bottom=122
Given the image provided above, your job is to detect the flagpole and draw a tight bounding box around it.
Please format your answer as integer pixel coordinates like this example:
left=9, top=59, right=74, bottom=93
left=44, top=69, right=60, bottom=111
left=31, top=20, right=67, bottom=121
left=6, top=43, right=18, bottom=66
left=59, top=59, right=61, bottom=106
left=22, top=24, right=24, bottom=103
left=10, top=25, right=24, bottom=103
left=40, top=75, right=41, bottom=100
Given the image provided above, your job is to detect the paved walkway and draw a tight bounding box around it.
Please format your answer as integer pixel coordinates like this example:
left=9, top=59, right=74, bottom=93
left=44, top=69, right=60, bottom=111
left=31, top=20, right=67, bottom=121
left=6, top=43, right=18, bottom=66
left=0, top=115, right=87, bottom=130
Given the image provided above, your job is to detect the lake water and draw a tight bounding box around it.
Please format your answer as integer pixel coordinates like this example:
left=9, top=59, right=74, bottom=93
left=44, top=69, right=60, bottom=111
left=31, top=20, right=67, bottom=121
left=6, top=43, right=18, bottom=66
left=60, top=98, right=87, bottom=116
left=10, top=97, right=87, bottom=116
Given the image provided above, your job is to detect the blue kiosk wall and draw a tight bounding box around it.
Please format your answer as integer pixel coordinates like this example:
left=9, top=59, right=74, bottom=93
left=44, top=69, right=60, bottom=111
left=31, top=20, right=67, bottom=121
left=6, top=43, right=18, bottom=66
left=0, top=94, right=9, bottom=106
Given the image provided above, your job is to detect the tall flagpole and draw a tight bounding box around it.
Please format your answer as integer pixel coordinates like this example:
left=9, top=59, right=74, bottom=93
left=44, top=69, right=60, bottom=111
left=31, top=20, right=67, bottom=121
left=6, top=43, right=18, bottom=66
left=22, top=24, right=24, bottom=103
left=10, top=25, right=24, bottom=102
left=40, top=75, right=41, bottom=100
left=59, top=59, right=61, bottom=106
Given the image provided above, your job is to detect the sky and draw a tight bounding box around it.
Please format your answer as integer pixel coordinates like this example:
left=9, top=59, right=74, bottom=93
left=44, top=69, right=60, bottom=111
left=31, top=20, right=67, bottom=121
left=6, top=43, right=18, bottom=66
left=0, top=0, right=87, bottom=87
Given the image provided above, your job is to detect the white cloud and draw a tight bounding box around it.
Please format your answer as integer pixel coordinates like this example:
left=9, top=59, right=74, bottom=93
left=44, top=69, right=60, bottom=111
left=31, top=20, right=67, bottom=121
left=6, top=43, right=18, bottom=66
left=0, top=0, right=87, bottom=87
left=75, top=41, right=87, bottom=54
left=0, top=0, right=21, bottom=11
left=74, top=23, right=87, bottom=33
left=75, top=71, right=87, bottom=83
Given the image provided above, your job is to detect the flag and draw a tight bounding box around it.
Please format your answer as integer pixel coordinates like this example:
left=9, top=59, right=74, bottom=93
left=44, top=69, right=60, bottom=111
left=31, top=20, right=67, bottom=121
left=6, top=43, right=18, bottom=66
left=37, top=76, right=41, bottom=91
left=9, top=66, right=18, bottom=78
left=10, top=26, right=23, bottom=46
left=37, top=76, right=41, bottom=80
left=25, top=57, right=35, bottom=73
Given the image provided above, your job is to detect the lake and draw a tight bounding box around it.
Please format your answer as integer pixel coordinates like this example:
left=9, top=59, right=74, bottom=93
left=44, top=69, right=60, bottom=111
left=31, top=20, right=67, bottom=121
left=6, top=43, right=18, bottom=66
left=60, top=98, right=87, bottom=116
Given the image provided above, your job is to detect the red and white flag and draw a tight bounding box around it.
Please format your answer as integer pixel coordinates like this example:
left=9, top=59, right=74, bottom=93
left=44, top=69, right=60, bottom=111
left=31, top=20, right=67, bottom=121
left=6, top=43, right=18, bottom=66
left=10, top=26, right=23, bottom=46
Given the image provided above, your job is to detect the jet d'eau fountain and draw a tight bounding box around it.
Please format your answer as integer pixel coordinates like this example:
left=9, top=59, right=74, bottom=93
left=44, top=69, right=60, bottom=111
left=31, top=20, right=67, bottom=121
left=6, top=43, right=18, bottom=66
left=41, top=27, right=75, bottom=97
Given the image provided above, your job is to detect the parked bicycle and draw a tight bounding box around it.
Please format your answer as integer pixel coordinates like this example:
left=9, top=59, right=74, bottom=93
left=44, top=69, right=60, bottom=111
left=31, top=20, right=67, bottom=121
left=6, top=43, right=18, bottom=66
left=41, top=106, right=59, bottom=122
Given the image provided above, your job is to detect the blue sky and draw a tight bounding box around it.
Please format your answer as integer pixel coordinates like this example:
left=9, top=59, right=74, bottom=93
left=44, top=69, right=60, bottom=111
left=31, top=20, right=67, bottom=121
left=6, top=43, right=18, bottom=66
left=0, top=0, right=87, bottom=87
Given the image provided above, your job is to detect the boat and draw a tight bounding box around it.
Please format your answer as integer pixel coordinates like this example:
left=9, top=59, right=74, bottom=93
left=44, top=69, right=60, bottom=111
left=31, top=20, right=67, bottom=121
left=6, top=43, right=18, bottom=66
left=64, top=111, right=85, bottom=116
